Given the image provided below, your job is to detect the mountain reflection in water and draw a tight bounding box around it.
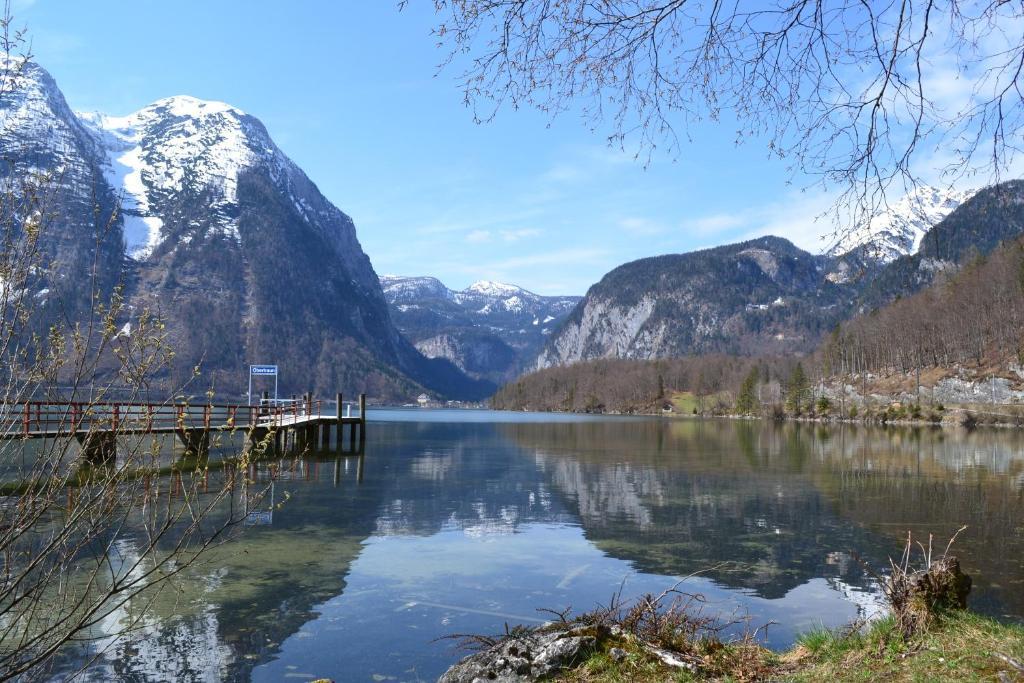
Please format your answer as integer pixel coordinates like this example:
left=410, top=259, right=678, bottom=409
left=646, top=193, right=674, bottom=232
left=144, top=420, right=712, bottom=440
left=47, top=411, right=1022, bottom=682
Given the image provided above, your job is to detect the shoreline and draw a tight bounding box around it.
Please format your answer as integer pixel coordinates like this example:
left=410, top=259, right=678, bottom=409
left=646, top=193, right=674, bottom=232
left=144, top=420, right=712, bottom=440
left=440, top=608, right=1024, bottom=682
left=490, top=406, right=1024, bottom=429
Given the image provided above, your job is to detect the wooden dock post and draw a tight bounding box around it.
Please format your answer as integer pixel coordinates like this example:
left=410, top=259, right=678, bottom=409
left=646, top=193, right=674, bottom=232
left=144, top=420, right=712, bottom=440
left=336, top=392, right=344, bottom=452
left=77, top=432, right=117, bottom=464
left=177, top=429, right=210, bottom=459
left=359, top=393, right=366, bottom=448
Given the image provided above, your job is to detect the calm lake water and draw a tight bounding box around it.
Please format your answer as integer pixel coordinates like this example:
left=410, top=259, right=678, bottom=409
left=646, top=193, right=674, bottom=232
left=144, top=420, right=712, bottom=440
left=49, top=410, right=1024, bottom=681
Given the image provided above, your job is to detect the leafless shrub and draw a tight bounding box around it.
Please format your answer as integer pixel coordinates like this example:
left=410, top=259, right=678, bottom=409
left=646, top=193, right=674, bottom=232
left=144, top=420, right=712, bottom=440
left=424, top=1, right=1024, bottom=240
left=0, top=9, right=276, bottom=678
left=865, top=526, right=972, bottom=638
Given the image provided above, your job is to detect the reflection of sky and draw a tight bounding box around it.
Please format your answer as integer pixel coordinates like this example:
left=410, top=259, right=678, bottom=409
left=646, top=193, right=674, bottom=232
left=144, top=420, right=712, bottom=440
left=255, top=523, right=860, bottom=682
left=43, top=414, right=1023, bottom=681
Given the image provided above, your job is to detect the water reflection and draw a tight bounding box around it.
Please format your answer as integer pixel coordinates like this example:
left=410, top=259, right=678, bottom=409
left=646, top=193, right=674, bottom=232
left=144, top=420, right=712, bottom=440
left=32, top=413, right=1024, bottom=681
left=502, top=420, right=1024, bottom=614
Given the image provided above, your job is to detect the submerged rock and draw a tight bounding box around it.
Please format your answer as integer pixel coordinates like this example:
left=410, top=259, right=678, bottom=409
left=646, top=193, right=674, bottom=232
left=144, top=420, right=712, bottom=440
left=438, top=625, right=603, bottom=682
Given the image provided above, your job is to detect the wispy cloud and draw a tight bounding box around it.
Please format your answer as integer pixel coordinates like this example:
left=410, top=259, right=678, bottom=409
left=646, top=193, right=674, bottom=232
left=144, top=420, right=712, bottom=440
left=680, top=213, right=747, bottom=236
left=499, top=228, right=541, bottom=241
left=618, top=217, right=666, bottom=236
left=465, top=229, right=491, bottom=243
left=678, top=190, right=841, bottom=253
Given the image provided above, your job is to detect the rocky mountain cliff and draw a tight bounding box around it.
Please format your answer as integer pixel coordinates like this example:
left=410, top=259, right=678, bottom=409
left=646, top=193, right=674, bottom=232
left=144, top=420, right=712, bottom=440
left=0, top=61, right=123, bottom=326
left=1, top=60, right=490, bottom=401
left=826, top=185, right=974, bottom=265
left=538, top=182, right=1023, bottom=369
left=537, top=236, right=851, bottom=367
left=381, top=276, right=579, bottom=384
left=860, top=180, right=1024, bottom=307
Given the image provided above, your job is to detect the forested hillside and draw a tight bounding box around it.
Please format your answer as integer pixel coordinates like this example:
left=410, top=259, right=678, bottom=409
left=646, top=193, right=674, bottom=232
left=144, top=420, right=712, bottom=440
left=492, top=355, right=798, bottom=414
left=537, top=236, right=853, bottom=367
left=823, top=236, right=1024, bottom=375
left=497, top=234, right=1024, bottom=416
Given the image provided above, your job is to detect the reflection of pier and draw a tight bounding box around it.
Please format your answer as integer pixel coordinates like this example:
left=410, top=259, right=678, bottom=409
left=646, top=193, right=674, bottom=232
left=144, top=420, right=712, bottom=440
left=246, top=454, right=365, bottom=488
left=0, top=392, right=368, bottom=462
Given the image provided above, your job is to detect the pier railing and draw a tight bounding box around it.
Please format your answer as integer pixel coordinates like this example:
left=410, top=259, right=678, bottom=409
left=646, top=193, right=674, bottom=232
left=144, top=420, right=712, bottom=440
left=0, top=401, right=263, bottom=438
left=0, top=397, right=364, bottom=435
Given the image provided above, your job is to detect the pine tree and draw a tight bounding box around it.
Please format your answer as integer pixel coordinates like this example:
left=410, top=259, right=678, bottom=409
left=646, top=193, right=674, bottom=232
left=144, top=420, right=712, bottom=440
left=734, top=366, right=759, bottom=415
left=785, top=363, right=810, bottom=415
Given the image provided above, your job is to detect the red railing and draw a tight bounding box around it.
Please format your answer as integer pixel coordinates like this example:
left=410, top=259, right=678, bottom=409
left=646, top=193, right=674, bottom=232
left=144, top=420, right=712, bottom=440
left=256, top=399, right=324, bottom=429
left=5, top=401, right=264, bottom=437
left=3, top=397, right=333, bottom=437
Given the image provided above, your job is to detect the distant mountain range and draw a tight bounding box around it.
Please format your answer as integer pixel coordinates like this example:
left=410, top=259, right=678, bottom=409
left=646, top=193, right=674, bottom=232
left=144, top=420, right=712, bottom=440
left=537, top=181, right=1023, bottom=369
left=4, top=60, right=1018, bottom=401
left=380, top=276, right=579, bottom=384
left=0, top=61, right=491, bottom=401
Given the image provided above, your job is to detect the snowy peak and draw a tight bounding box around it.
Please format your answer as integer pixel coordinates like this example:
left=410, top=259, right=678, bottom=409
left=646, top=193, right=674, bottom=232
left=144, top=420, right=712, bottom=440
left=381, top=274, right=582, bottom=384
left=0, top=61, right=103, bottom=175
left=465, top=280, right=528, bottom=297
left=380, top=274, right=580, bottom=316
left=828, top=185, right=975, bottom=263
left=78, top=91, right=290, bottom=259
left=380, top=275, right=454, bottom=303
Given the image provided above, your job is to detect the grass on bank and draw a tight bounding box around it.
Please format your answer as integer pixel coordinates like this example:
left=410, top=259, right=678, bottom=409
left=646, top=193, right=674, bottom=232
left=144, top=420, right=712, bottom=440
left=556, top=610, right=1024, bottom=682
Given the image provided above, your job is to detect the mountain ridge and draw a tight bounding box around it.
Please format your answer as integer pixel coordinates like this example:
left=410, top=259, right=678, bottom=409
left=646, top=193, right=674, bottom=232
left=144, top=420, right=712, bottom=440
left=1, top=60, right=490, bottom=401
left=380, top=275, right=580, bottom=384
left=536, top=182, right=1023, bottom=371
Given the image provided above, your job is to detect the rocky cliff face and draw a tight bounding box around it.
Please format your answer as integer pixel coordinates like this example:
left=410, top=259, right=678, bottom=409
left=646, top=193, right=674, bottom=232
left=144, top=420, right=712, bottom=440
left=0, top=60, right=489, bottom=401
left=537, top=236, right=852, bottom=367
left=381, top=276, right=579, bottom=384
left=538, top=183, right=1023, bottom=370
left=0, top=61, right=123, bottom=326
left=826, top=185, right=974, bottom=266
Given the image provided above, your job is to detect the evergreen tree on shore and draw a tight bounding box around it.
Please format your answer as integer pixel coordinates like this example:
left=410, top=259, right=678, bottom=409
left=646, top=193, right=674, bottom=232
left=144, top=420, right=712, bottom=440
left=785, top=363, right=810, bottom=415
left=735, top=367, right=760, bottom=415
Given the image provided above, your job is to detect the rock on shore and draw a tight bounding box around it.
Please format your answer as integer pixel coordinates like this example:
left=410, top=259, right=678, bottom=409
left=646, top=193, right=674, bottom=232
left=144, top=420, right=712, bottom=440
left=439, top=625, right=605, bottom=682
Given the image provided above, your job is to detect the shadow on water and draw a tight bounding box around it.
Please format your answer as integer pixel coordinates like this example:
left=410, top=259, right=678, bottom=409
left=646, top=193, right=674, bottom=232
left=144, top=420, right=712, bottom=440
left=25, top=414, right=1024, bottom=681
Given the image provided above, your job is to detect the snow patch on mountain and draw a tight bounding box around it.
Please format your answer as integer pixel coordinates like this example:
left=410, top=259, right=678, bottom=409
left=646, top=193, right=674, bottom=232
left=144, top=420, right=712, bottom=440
left=466, top=280, right=525, bottom=297
left=828, top=185, right=975, bottom=263
left=79, top=95, right=290, bottom=259
left=380, top=275, right=455, bottom=302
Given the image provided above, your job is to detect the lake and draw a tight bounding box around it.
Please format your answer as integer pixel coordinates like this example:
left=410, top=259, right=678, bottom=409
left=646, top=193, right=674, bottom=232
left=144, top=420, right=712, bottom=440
left=51, top=410, right=1024, bottom=681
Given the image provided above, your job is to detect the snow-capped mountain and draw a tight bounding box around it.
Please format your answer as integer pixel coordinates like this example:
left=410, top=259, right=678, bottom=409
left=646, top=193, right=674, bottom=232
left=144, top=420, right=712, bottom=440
left=381, top=275, right=580, bottom=383
left=382, top=276, right=578, bottom=321
left=462, top=280, right=524, bottom=297
left=79, top=96, right=277, bottom=260
left=0, top=60, right=122, bottom=323
left=828, top=185, right=975, bottom=264
left=380, top=276, right=455, bottom=303
left=0, top=60, right=490, bottom=400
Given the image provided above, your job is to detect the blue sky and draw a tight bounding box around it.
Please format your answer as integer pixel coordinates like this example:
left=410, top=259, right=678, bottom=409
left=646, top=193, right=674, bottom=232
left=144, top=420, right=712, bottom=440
left=21, top=1, right=853, bottom=295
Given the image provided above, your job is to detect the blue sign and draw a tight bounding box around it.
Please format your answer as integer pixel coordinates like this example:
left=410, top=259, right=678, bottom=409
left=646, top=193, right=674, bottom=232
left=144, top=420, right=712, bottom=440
left=244, top=510, right=273, bottom=526
left=250, top=365, right=277, bottom=376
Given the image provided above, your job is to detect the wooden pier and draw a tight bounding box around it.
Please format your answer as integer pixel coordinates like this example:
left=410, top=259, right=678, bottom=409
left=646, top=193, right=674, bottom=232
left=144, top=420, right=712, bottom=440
left=0, top=392, right=368, bottom=462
